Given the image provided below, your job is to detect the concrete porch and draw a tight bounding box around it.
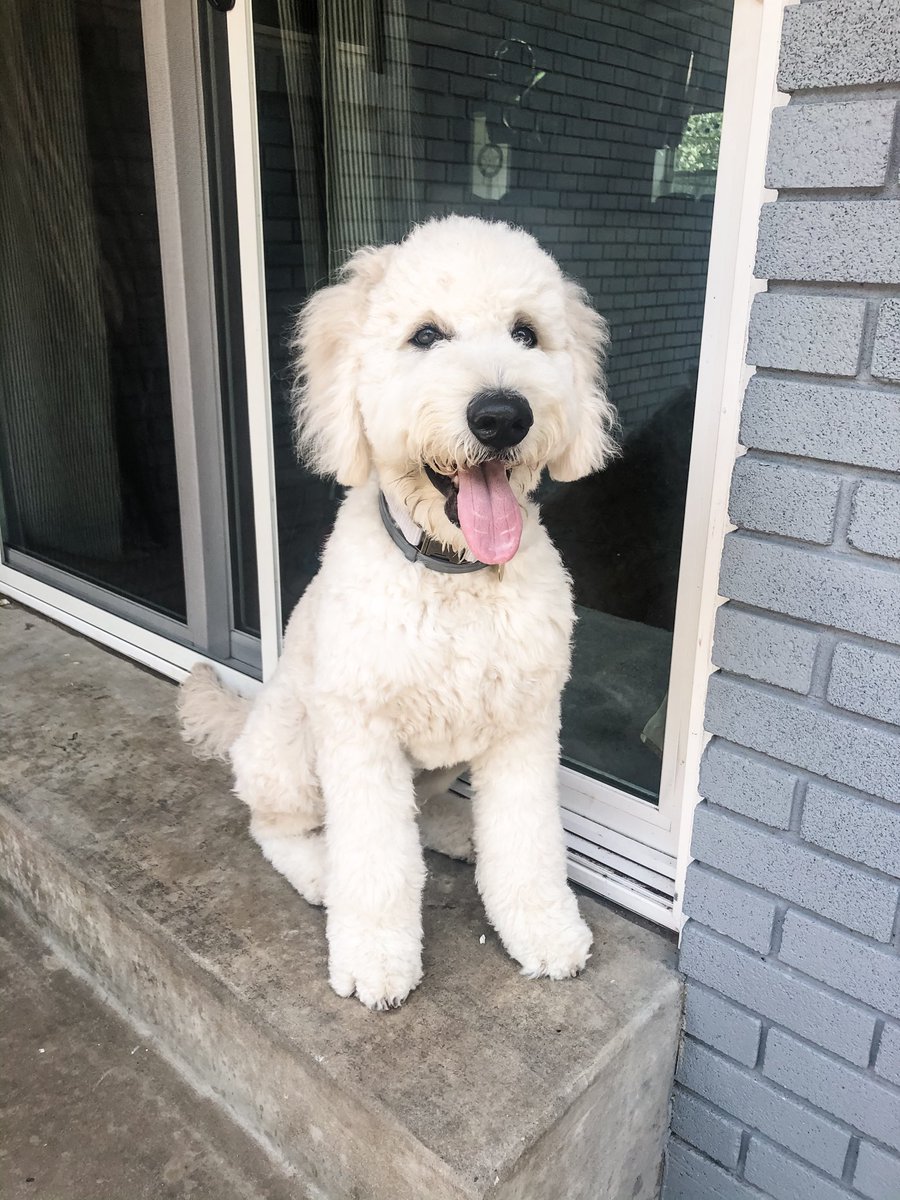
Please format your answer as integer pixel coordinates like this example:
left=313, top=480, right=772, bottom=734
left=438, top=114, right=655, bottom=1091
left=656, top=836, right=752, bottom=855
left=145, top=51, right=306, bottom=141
left=0, top=600, right=682, bottom=1200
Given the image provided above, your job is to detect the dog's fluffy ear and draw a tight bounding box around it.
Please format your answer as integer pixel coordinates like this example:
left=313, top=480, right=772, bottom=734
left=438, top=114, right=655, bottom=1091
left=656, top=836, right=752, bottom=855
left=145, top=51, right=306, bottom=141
left=291, top=245, right=394, bottom=486
left=548, top=280, right=618, bottom=482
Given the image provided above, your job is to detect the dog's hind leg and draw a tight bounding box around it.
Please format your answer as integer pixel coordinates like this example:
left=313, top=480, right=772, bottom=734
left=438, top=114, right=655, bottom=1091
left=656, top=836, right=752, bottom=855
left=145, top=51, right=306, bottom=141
left=415, top=767, right=475, bottom=863
left=249, top=813, right=326, bottom=907
left=231, top=668, right=326, bottom=905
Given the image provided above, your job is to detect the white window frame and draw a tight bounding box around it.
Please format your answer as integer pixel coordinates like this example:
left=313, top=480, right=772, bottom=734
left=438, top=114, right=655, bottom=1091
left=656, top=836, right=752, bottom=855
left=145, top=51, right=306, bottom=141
left=0, top=0, right=787, bottom=930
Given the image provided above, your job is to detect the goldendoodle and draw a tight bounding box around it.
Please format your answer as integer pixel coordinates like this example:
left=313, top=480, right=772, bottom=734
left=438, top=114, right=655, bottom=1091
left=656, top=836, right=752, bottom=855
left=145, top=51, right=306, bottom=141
left=179, top=215, right=616, bottom=1010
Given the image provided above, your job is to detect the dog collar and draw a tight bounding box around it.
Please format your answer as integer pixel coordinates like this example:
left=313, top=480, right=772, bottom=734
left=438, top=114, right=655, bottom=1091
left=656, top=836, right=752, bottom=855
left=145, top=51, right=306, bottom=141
left=378, top=491, right=490, bottom=574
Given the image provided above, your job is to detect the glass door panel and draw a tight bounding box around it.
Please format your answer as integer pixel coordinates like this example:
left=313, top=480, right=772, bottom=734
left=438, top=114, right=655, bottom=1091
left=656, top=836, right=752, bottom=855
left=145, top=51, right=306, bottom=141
left=249, top=0, right=733, bottom=804
left=253, top=4, right=344, bottom=618
left=0, top=0, right=186, bottom=621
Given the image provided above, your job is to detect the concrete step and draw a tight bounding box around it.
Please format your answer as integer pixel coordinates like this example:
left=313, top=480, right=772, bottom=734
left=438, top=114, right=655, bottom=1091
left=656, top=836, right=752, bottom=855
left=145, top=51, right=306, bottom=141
left=1, top=902, right=300, bottom=1200
left=0, top=601, right=682, bottom=1200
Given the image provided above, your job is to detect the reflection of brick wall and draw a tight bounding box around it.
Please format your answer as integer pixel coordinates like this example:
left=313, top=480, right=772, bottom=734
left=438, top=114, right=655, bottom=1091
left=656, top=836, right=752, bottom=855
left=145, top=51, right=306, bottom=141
left=257, top=41, right=343, bottom=613
left=256, top=0, right=731, bottom=608
left=258, top=0, right=730, bottom=442
left=406, top=0, right=731, bottom=432
left=76, top=0, right=181, bottom=547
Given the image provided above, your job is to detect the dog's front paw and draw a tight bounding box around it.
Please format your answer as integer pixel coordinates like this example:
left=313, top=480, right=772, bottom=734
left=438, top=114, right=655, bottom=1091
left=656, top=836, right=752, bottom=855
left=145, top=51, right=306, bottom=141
left=327, top=923, right=423, bottom=1010
left=497, top=899, right=593, bottom=981
left=517, top=914, right=593, bottom=980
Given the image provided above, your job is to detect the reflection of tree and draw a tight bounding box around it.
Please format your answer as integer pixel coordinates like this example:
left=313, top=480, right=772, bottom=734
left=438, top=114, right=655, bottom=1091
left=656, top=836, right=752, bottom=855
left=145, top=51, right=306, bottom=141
left=674, top=111, right=722, bottom=174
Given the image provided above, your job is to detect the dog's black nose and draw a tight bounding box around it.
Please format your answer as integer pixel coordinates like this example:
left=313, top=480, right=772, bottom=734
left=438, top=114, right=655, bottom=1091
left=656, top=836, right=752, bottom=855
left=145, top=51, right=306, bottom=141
left=467, top=390, right=534, bottom=450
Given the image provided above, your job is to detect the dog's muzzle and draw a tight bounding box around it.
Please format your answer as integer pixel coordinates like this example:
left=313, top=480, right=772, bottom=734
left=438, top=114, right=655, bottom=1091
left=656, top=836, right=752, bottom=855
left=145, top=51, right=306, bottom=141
left=466, top=389, right=533, bottom=451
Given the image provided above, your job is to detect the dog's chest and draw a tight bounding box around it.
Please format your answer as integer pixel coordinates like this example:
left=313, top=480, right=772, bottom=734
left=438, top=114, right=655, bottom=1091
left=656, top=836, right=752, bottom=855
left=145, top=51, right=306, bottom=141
left=384, top=581, right=573, bottom=765
left=306, top=513, right=576, bottom=768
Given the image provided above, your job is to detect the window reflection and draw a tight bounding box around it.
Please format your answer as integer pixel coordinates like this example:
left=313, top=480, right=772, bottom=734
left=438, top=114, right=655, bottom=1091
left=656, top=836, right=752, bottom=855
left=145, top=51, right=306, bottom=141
left=0, top=0, right=185, bottom=619
left=250, top=0, right=733, bottom=802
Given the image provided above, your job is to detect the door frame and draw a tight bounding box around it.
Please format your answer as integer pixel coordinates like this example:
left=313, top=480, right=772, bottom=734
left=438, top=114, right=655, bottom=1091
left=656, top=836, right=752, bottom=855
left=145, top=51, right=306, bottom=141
left=0, top=0, right=788, bottom=930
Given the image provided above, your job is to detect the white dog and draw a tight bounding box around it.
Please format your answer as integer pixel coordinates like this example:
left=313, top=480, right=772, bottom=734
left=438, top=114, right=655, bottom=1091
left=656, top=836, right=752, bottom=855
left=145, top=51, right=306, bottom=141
left=179, top=215, right=616, bottom=1010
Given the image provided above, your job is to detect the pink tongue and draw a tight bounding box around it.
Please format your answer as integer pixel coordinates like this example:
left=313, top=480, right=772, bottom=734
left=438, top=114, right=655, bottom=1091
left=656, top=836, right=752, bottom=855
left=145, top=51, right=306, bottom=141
left=456, top=461, right=522, bottom=564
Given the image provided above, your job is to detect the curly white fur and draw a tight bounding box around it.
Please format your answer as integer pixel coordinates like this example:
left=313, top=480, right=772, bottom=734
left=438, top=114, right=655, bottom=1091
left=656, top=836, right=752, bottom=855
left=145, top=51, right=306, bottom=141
left=179, top=216, right=616, bottom=1009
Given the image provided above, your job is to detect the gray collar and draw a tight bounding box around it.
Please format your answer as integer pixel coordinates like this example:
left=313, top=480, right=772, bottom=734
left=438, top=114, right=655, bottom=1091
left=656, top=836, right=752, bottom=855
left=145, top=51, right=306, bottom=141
left=378, top=492, right=490, bottom=574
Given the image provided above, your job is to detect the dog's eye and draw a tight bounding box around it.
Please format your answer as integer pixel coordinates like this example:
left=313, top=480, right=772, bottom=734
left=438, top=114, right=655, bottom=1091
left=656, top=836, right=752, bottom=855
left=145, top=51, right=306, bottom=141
left=409, top=324, right=446, bottom=350
left=511, top=322, right=538, bottom=349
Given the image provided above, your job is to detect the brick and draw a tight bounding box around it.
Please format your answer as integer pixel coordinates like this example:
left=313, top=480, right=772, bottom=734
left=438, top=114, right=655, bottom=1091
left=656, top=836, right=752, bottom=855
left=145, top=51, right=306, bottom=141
left=779, top=910, right=900, bottom=1021
left=692, top=801, right=898, bottom=941
left=713, top=606, right=818, bottom=695
left=764, top=1028, right=900, bottom=1152
left=680, top=923, right=877, bottom=1065
left=779, top=0, right=900, bottom=87
left=683, top=863, right=778, bottom=952
left=801, top=783, right=900, bottom=878
left=854, top=1140, right=900, bottom=1200
left=720, top=534, right=900, bottom=650
left=707, top=670, right=900, bottom=810
left=678, top=1039, right=851, bottom=1176
left=767, top=100, right=896, bottom=190
left=671, top=1087, right=743, bottom=1170
left=699, top=742, right=797, bottom=829
left=663, top=1138, right=761, bottom=1200
left=746, top=292, right=865, bottom=375
left=729, top=457, right=841, bottom=545
left=755, top=202, right=900, bottom=285
left=849, top=480, right=900, bottom=560
left=828, top=642, right=900, bottom=728
left=684, top=982, right=762, bottom=1068
left=876, top=1024, right=900, bottom=1088
left=872, top=298, right=900, bottom=382
left=744, top=1138, right=853, bottom=1200
left=740, top=377, right=900, bottom=473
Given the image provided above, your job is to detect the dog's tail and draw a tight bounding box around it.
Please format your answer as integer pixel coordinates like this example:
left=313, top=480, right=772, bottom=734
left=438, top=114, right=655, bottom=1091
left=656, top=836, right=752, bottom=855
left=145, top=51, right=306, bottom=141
left=177, top=663, right=250, bottom=761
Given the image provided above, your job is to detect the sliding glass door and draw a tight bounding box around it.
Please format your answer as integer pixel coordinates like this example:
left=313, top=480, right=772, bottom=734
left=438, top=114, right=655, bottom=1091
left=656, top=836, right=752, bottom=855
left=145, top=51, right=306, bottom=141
left=224, top=0, right=735, bottom=917
left=0, top=0, right=186, bottom=621
left=0, top=0, right=759, bottom=925
left=0, top=0, right=256, bottom=672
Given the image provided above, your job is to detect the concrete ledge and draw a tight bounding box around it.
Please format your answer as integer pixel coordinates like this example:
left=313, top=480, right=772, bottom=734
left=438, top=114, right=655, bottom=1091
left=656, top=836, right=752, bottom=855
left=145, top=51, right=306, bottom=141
left=0, top=602, right=681, bottom=1200
left=1, top=904, right=301, bottom=1200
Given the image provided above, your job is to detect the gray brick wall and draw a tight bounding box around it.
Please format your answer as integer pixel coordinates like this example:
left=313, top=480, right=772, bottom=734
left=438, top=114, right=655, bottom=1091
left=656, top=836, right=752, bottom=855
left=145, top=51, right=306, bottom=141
left=664, top=3, right=900, bottom=1196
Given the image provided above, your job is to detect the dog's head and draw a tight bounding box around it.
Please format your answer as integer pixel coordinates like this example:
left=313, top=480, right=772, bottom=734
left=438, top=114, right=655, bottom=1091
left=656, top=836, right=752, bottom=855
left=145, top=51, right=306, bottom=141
left=292, top=216, right=616, bottom=564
